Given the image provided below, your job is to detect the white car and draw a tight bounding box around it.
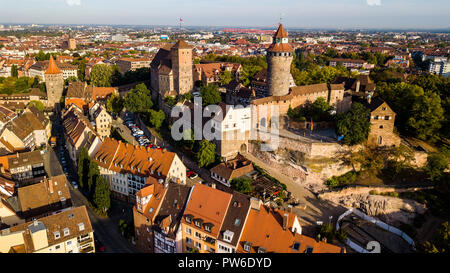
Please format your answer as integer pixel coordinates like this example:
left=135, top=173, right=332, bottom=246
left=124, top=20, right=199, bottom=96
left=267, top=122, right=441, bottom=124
left=71, top=181, right=78, bottom=189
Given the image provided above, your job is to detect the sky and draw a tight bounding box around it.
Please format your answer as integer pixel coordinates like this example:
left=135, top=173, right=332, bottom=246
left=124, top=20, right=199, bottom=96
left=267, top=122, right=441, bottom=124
left=1, top=0, right=450, bottom=29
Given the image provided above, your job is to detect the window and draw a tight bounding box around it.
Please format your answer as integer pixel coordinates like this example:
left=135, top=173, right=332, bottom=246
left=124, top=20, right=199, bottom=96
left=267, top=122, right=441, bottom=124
left=195, top=221, right=201, bottom=228
left=78, top=223, right=85, bottom=231
left=54, top=231, right=60, bottom=239
left=305, top=247, right=314, bottom=253
left=204, top=225, right=211, bottom=232
left=63, top=228, right=70, bottom=236
left=377, top=136, right=382, bottom=145
left=243, top=242, right=251, bottom=252
left=195, top=241, right=201, bottom=249
left=234, top=219, right=241, bottom=226
left=185, top=227, right=191, bottom=235
left=67, top=241, right=72, bottom=246
left=385, top=116, right=390, bottom=120
left=379, top=125, right=383, bottom=129
left=55, top=245, right=60, bottom=250
left=186, top=237, right=192, bottom=245
left=292, top=242, right=300, bottom=251
left=195, top=232, right=201, bottom=239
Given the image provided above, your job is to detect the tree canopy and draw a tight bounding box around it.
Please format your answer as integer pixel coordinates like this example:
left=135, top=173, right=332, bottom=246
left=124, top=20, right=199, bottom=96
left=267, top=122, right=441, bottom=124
left=90, top=64, right=116, bottom=87
left=123, top=83, right=153, bottom=114
left=335, top=102, right=371, bottom=145
left=106, top=93, right=124, bottom=114
left=196, top=139, right=216, bottom=168
left=200, top=84, right=222, bottom=106
left=230, top=177, right=253, bottom=194
left=148, top=109, right=165, bottom=128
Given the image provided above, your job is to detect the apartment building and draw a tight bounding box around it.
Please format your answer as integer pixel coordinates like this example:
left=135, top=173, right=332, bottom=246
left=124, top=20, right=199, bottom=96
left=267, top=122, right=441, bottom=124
left=93, top=138, right=186, bottom=203
left=89, top=103, right=112, bottom=139
left=0, top=206, right=95, bottom=253
left=62, top=105, right=103, bottom=165
left=237, top=200, right=342, bottom=253
left=5, top=150, right=46, bottom=184
left=116, top=58, right=151, bottom=74
left=181, top=183, right=232, bottom=253
left=429, top=60, right=450, bottom=77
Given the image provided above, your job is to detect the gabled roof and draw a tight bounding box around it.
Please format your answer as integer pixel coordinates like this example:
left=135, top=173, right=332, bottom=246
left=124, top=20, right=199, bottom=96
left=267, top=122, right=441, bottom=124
left=44, top=56, right=62, bottom=75
left=182, top=183, right=232, bottom=237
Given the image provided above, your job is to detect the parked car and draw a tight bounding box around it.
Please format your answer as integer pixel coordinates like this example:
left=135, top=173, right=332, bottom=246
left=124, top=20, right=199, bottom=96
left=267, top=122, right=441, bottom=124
left=71, top=181, right=78, bottom=189
left=187, top=170, right=198, bottom=179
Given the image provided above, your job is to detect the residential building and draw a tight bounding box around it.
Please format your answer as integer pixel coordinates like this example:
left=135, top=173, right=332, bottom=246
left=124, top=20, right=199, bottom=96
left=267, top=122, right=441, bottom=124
left=61, top=105, right=103, bottom=165
left=181, top=183, right=232, bottom=253
left=27, top=58, right=77, bottom=82
left=237, top=200, right=342, bottom=253
left=429, top=60, right=450, bottom=77
left=93, top=138, right=186, bottom=203
left=6, top=150, right=46, bottom=184
left=329, top=58, right=372, bottom=70
left=0, top=206, right=95, bottom=253
left=210, top=155, right=254, bottom=187
left=216, top=191, right=251, bottom=253
left=89, top=103, right=112, bottom=139
left=0, top=110, right=48, bottom=152
left=193, top=62, right=241, bottom=86
left=15, top=175, right=72, bottom=221
left=116, top=58, right=151, bottom=74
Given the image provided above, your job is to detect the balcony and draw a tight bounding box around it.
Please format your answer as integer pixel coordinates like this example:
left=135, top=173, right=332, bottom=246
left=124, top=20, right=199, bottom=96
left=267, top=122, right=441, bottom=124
left=79, top=246, right=94, bottom=253
left=78, top=236, right=93, bottom=244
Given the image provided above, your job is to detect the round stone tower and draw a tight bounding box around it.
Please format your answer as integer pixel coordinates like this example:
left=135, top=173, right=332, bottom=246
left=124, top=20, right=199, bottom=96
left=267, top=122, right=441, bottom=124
left=45, top=55, right=64, bottom=108
left=266, top=24, right=293, bottom=97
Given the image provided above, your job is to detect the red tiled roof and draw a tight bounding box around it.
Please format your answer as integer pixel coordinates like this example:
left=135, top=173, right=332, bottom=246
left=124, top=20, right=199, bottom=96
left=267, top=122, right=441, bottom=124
left=45, top=55, right=62, bottom=74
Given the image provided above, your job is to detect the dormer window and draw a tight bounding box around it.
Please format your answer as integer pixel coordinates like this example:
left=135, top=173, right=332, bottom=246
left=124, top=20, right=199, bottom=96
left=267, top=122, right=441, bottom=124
left=292, top=242, right=300, bottom=251
left=257, top=247, right=266, bottom=253
left=54, top=231, right=60, bottom=239
left=305, top=246, right=314, bottom=253
left=243, top=242, right=252, bottom=252
left=185, top=215, right=193, bottom=223
left=78, top=223, right=85, bottom=231
left=63, top=228, right=70, bottom=236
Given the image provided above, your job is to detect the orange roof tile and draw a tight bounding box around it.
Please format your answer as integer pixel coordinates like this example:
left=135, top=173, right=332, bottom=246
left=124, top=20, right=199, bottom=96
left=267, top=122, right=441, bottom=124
left=45, top=55, right=62, bottom=74
left=274, top=24, right=288, bottom=38
left=182, top=183, right=232, bottom=237
left=238, top=206, right=342, bottom=253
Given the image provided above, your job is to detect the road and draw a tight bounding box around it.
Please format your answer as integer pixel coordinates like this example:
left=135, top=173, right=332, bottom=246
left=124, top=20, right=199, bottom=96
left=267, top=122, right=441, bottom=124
left=52, top=109, right=141, bottom=253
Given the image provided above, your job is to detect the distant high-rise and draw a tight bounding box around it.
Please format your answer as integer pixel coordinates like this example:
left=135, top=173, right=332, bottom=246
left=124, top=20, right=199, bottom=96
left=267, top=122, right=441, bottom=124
left=45, top=56, right=64, bottom=107
left=266, top=24, right=293, bottom=97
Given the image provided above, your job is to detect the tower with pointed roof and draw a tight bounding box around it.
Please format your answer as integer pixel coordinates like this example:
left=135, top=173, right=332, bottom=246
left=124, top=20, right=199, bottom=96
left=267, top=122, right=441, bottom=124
left=266, top=24, right=293, bottom=97
left=171, top=40, right=193, bottom=95
left=45, top=56, right=64, bottom=107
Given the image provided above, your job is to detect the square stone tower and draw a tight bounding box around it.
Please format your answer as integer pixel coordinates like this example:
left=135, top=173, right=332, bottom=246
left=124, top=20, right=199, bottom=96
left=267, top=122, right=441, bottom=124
left=45, top=56, right=64, bottom=108
left=171, top=40, right=194, bottom=95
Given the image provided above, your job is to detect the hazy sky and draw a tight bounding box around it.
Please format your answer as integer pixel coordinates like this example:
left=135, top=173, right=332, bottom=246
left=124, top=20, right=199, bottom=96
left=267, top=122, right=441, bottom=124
left=2, top=0, right=450, bottom=29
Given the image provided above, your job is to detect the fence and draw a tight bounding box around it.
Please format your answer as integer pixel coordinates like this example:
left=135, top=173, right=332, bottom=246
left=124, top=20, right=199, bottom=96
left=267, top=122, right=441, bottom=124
left=336, top=208, right=416, bottom=253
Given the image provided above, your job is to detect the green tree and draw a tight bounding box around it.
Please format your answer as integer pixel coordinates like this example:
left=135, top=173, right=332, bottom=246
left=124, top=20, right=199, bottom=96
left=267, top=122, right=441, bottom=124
left=219, top=70, right=233, bottom=86
left=123, top=83, right=153, bottom=113
left=376, top=82, right=444, bottom=141
left=90, top=64, right=114, bottom=87
left=93, top=176, right=111, bottom=212
left=182, top=128, right=195, bottom=150
left=106, top=93, right=124, bottom=114
left=77, top=147, right=90, bottom=191
left=424, top=153, right=448, bottom=182
left=11, top=65, right=18, bottom=78
left=164, top=96, right=177, bottom=107
left=335, top=103, right=371, bottom=145
left=88, top=161, right=100, bottom=198
left=230, top=177, right=253, bottom=194
left=196, top=139, right=216, bottom=168
left=200, top=84, right=222, bottom=106
left=148, top=109, right=165, bottom=128
left=64, top=76, right=78, bottom=85
left=27, top=100, right=44, bottom=111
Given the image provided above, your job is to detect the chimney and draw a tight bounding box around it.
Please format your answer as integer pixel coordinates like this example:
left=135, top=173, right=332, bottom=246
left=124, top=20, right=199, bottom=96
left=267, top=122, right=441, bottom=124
left=211, top=183, right=216, bottom=189
left=282, top=213, right=289, bottom=230
left=341, top=247, right=347, bottom=253
left=287, top=205, right=293, bottom=213
left=355, top=80, right=361, bottom=93
left=322, top=237, right=327, bottom=243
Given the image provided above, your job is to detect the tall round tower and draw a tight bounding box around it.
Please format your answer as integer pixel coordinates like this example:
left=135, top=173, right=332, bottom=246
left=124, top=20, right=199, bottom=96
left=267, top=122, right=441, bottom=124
left=266, top=24, right=293, bottom=97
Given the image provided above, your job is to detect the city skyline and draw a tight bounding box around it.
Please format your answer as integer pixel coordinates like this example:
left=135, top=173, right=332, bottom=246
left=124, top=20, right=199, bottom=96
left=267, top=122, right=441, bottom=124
left=1, top=0, right=450, bottom=30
